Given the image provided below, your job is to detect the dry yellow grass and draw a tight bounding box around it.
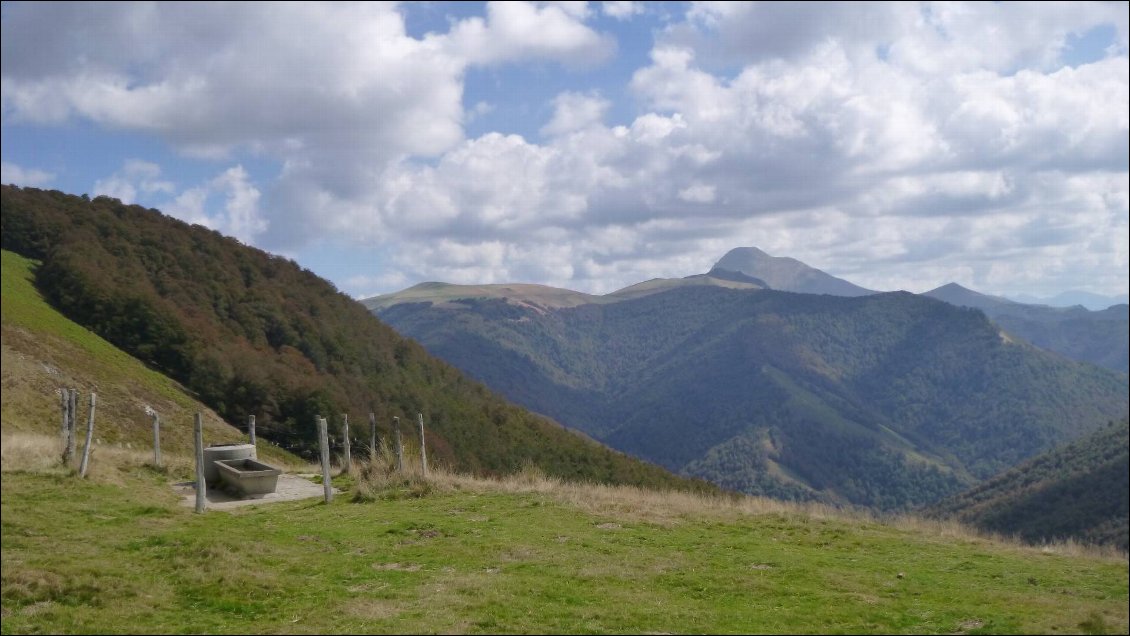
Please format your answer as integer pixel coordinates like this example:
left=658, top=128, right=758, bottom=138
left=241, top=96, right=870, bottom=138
left=1, top=431, right=306, bottom=485
left=0, top=431, right=66, bottom=474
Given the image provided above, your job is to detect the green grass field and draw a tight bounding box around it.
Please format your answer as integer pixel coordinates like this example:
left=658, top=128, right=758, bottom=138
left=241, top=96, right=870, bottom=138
left=2, top=247, right=1127, bottom=634
left=2, top=460, right=1127, bottom=634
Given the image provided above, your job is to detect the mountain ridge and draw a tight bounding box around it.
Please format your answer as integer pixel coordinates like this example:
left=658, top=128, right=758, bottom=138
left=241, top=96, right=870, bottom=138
left=366, top=248, right=1128, bottom=374
left=375, top=283, right=1128, bottom=510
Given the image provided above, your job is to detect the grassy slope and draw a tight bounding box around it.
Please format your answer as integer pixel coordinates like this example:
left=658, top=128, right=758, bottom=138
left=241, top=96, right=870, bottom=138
left=2, top=464, right=1127, bottom=635
left=1, top=249, right=293, bottom=466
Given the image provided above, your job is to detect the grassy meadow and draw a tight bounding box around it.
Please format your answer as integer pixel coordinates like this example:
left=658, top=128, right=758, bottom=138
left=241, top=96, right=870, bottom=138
left=2, top=440, right=1128, bottom=635
left=2, top=436, right=1130, bottom=632
left=2, top=248, right=1127, bottom=634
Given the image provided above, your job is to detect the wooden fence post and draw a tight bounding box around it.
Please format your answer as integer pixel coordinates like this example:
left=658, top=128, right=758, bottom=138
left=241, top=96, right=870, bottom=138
left=417, top=412, right=428, bottom=477
left=248, top=415, right=256, bottom=458
left=152, top=411, right=162, bottom=467
left=342, top=413, right=351, bottom=473
left=78, top=393, right=96, bottom=478
left=59, top=389, right=69, bottom=460
left=65, top=389, right=78, bottom=466
left=369, top=412, right=377, bottom=461
left=194, top=413, right=206, bottom=513
left=393, top=416, right=404, bottom=473
left=318, top=416, right=333, bottom=503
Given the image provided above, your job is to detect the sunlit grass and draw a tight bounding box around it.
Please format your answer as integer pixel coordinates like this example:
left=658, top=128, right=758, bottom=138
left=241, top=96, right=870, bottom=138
left=2, top=433, right=1127, bottom=634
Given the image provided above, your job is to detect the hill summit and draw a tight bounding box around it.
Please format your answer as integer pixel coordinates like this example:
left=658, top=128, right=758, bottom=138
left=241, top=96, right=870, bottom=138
left=713, top=247, right=876, bottom=296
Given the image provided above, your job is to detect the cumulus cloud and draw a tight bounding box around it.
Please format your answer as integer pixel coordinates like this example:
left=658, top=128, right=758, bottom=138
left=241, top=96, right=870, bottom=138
left=442, top=1, right=615, bottom=67
left=2, top=2, right=1127, bottom=298
left=93, top=160, right=175, bottom=204
left=363, top=2, right=1127, bottom=296
left=602, top=2, right=644, bottom=20
left=97, top=160, right=267, bottom=245
left=1, top=161, right=54, bottom=186
left=0, top=1, right=625, bottom=251
left=540, top=91, right=611, bottom=137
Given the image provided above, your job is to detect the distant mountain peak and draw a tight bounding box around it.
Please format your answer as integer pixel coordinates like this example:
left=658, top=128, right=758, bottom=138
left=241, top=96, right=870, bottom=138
left=934, top=282, right=972, bottom=293
left=923, top=282, right=1017, bottom=309
left=713, top=247, right=876, bottom=297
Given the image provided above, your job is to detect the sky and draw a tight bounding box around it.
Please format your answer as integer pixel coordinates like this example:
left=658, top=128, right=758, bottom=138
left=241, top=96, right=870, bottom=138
left=2, top=1, right=1128, bottom=302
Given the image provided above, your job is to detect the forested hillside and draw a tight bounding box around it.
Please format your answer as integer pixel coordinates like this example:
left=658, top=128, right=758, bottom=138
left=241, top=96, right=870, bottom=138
left=928, top=419, right=1129, bottom=550
left=0, top=185, right=711, bottom=491
left=924, top=283, right=1129, bottom=373
left=376, top=286, right=1129, bottom=510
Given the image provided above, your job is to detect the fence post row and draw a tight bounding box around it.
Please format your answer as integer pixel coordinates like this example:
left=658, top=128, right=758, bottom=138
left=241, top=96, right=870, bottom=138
left=51, top=390, right=436, bottom=485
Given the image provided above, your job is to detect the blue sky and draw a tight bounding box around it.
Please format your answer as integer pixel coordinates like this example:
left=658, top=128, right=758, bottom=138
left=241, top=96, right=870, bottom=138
left=2, top=2, right=1128, bottom=304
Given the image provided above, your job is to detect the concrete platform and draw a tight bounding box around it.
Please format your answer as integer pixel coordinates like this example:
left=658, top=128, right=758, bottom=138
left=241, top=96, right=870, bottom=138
left=174, top=473, right=340, bottom=511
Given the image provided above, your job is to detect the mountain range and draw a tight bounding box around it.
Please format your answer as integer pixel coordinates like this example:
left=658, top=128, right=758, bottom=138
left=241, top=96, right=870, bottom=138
left=368, top=253, right=1128, bottom=510
left=367, top=246, right=1128, bottom=376
left=1013, top=290, right=1130, bottom=311
left=921, top=283, right=1128, bottom=374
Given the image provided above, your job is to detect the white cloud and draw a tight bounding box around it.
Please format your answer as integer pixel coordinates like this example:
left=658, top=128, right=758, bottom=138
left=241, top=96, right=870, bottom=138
left=440, top=1, right=615, bottom=68
left=1, top=161, right=54, bottom=186
left=93, top=160, right=174, bottom=204
left=602, top=2, right=644, bottom=20
left=101, top=160, right=266, bottom=245
left=541, top=91, right=610, bottom=137
left=356, top=3, right=1127, bottom=297
left=2, top=2, right=1127, bottom=299
left=209, top=166, right=266, bottom=244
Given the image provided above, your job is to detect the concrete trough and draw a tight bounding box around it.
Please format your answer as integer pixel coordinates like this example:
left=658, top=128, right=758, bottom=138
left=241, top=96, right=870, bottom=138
left=215, top=458, right=282, bottom=497
left=202, top=443, right=255, bottom=486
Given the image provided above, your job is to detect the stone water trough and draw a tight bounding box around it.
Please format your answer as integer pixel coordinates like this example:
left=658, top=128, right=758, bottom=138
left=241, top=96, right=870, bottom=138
left=201, top=443, right=281, bottom=497
left=215, top=458, right=282, bottom=497
left=202, top=443, right=256, bottom=486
